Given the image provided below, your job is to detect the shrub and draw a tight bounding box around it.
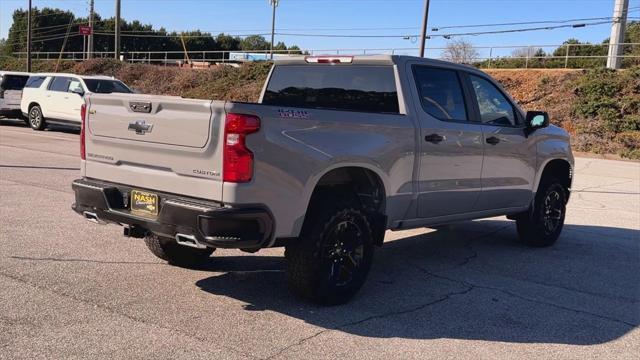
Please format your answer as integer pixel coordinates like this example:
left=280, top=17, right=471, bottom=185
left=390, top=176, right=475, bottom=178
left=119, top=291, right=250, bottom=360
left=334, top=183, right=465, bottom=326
left=616, top=131, right=640, bottom=149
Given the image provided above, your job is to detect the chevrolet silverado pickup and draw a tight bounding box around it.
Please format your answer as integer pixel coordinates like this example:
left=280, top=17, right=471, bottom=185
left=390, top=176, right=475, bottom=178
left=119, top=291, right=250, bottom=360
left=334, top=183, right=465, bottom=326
left=72, top=55, right=573, bottom=304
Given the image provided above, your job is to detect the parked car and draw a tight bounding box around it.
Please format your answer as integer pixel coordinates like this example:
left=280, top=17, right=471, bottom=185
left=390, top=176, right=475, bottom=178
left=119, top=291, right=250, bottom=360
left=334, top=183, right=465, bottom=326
left=0, top=71, right=31, bottom=121
left=20, top=73, right=132, bottom=130
left=71, top=55, right=573, bottom=304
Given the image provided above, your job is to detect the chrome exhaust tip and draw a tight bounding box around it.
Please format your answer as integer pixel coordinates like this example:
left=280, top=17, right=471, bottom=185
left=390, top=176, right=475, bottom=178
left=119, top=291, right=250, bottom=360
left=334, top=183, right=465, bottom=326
left=175, top=233, right=208, bottom=249
left=83, top=211, right=105, bottom=224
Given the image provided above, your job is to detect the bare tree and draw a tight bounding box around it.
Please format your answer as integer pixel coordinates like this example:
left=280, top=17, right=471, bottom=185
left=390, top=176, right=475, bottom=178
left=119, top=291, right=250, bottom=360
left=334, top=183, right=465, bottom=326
left=511, top=46, right=544, bottom=59
left=441, top=39, right=479, bottom=64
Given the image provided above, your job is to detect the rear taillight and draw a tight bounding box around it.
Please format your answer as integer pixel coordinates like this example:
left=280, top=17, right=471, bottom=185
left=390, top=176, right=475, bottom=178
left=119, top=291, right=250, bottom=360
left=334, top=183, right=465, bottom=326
left=223, top=113, right=260, bottom=183
left=80, top=103, right=86, bottom=160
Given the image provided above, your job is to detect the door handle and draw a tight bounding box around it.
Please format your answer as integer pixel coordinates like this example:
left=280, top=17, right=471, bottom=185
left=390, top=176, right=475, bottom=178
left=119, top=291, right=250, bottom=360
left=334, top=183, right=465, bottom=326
left=486, top=136, right=500, bottom=145
left=425, top=134, right=444, bottom=144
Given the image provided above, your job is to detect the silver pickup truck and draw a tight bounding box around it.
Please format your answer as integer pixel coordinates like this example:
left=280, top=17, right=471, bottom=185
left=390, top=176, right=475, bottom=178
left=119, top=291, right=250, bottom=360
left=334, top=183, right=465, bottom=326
left=72, top=55, right=573, bottom=304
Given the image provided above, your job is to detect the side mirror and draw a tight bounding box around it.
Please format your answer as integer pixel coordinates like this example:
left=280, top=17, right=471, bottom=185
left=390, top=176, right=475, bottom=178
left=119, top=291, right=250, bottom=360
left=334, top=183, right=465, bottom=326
left=131, top=88, right=143, bottom=94
left=71, top=87, right=85, bottom=96
left=525, top=111, right=549, bottom=134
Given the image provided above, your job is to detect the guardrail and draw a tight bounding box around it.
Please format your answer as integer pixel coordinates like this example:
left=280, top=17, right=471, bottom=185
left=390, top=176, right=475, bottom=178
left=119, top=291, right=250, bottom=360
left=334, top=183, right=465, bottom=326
left=11, top=43, right=640, bottom=69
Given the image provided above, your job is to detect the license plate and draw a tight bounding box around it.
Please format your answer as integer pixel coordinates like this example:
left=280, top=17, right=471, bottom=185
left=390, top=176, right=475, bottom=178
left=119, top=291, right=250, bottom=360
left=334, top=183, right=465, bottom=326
left=130, top=190, right=159, bottom=216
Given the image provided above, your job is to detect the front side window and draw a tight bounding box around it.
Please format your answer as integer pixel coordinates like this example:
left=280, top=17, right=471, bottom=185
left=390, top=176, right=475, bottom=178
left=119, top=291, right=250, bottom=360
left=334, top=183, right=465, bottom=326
left=25, top=76, right=47, bottom=88
left=470, top=75, right=517, bottom=126
left=263, top=65, right=400, bottom=114
left=48, top=77, right=71, bottom=92
left=83, top=79, right=132, bottom=94
left=68, top=79, right=84, bottom=93
left=413, top=66, right=468, bottom=121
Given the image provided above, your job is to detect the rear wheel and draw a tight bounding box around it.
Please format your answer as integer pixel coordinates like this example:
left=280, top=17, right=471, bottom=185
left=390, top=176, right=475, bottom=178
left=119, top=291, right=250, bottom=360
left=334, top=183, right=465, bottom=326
left=144, top=234, right=215, bottom=267
left=516, top=178, right=567, bottom=247
left=285, top=201, right=375, bottom=305
left=28, top=105, right=46, bottom=131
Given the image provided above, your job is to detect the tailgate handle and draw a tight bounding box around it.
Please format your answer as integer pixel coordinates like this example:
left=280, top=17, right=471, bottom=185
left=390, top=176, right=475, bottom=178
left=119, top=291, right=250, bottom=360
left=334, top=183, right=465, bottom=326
left=128, top=120, right=153, bottom=135
left=130, top=102, right=152, bottom=113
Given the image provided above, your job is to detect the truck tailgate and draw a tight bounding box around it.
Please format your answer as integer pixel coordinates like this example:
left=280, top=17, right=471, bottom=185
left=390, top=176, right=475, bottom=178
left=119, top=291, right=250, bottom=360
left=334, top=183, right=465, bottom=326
left=2, top=90, right=22, bottom=108
left=84, top=93, right=225, bottom=201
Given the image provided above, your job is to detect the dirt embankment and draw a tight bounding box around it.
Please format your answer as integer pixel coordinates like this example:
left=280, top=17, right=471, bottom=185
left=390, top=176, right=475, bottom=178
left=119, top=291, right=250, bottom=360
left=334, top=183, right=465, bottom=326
left=486, top=69, right=580, bottom=126
left=1, top=58, right=637, bottom=158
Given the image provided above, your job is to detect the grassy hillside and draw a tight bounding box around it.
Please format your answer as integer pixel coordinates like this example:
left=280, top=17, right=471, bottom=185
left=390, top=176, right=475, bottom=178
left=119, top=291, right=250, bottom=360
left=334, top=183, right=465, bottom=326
left=2, top=58, right=638, bottom=159
left=487, top=68, right=639, bottom=159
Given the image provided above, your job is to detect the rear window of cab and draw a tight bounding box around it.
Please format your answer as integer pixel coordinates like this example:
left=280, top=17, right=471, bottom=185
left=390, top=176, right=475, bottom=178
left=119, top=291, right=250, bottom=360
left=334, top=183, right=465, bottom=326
left=1, top=75, right=30, bottom=90
left=25, top=76, right=47, bottom=88
left=263, top=65, right=400, bottom=114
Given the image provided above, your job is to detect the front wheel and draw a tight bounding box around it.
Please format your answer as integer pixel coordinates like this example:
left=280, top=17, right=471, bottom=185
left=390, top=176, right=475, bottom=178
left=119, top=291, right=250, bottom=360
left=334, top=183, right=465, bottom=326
left=285, top=204, right=375, bottom=305
left=516, top=178, right=567, bottom=247
left=144, top=234, right=215, bottom=267
left=28, top=105, right=46, bottom=131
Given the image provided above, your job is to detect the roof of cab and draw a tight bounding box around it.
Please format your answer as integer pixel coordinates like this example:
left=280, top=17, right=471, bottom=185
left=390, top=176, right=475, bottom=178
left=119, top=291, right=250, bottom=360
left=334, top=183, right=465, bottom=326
left=273, top=54, right=484, bottom=75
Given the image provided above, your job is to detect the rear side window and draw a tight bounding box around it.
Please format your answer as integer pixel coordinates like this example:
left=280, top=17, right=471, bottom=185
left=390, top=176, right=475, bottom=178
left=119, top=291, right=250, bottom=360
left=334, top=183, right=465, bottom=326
left=25, top=76, right=47, bottom=88
left=1, top=75, right=29, bottom=90
left=413, top=66, right=468, bottom=121
left=84, top=79, right=132, bottom=94
left=48, top=77, right=71, bottom=92
left=263, top=65, right=400, bottom=114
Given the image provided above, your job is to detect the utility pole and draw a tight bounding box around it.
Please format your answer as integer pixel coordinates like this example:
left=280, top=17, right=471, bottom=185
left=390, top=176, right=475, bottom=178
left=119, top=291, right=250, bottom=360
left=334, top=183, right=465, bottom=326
left=269, top=0, right=279, bottom=60
left=27, top=0, right=32, bottom=72
left=607, top=0, right=629, bottom=69
left=88, top=0, right=94, bottom=58
left=115, top=0, right=121, bottom=60
left=418, top=0, right=430, bottom=57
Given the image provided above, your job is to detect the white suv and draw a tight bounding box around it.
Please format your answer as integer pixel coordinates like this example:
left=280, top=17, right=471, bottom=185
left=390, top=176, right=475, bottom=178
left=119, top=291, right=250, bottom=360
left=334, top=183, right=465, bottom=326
left=21, top=73, right=132, bottom=130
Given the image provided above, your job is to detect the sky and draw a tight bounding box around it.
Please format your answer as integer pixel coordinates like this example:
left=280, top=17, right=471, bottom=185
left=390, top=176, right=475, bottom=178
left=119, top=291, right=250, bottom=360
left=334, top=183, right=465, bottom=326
left=1, top=0, right=639, bottom=58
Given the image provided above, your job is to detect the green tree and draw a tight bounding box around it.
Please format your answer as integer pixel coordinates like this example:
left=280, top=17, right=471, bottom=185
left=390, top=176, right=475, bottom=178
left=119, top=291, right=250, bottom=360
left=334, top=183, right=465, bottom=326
left=2, top=6, right=301, bottom=60
left=239, top=35, right=270, bottom=51
left=622, top=21, right=640, bottom=67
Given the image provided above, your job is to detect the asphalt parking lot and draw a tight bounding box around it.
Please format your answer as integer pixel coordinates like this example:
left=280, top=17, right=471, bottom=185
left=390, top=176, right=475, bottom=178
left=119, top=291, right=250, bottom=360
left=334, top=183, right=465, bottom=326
left=0, top=118, right=638, bottom=359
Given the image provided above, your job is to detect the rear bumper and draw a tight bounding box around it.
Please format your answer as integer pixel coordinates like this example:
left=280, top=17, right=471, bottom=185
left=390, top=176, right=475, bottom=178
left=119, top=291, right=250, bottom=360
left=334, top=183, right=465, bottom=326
left=71, top=178, right=274, bottom=249
left=0, top=109, right=23, bottom=117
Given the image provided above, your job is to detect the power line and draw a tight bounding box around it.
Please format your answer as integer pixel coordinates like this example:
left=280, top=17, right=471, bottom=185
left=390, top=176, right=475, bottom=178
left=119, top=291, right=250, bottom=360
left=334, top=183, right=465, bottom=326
left=84, top=19, right=627, bottom=41
left=275, top=20, right=613, bottom=39
left=8, top=14, right=632, bottom=35
left=88, top=15, right=637, bottom=34
left=93, top=32, right=273, bottom=38
left=431, top=16, right=615, bottom=31
left=4, top=33, right=82, bottom=48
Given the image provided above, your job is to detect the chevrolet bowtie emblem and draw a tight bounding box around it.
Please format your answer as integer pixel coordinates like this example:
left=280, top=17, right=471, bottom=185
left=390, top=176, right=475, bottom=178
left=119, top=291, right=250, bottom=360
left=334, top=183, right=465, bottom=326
left=128, top=120, right=153, bottom=135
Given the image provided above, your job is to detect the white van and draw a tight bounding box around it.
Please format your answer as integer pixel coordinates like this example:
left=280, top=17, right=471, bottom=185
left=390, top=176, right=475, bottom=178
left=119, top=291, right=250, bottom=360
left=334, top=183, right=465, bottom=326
left=20, top=73, right=132, bottom=130
left=0, top=71, right=31, bottom=120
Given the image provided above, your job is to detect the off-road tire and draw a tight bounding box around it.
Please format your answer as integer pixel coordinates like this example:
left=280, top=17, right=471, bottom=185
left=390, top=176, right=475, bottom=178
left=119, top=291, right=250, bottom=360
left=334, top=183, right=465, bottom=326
left=144, top=234, right=214, bottom=267
left=28, top=105, right=46, bottom=131
left=516, top=178, right=567, bottom=247
left=285, top=201, right=375, bottom=305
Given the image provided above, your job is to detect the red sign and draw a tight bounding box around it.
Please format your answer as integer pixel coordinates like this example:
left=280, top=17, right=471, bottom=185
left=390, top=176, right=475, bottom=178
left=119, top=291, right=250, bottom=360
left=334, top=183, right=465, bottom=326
left=79, top=25, right=92, bottom=35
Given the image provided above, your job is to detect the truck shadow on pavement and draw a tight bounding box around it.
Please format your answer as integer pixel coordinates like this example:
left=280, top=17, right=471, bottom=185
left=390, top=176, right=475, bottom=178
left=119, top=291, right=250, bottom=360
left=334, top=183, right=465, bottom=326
left=0, top=118, right=80, bottom=134
left=196, top=219, right=640, bottom=345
